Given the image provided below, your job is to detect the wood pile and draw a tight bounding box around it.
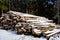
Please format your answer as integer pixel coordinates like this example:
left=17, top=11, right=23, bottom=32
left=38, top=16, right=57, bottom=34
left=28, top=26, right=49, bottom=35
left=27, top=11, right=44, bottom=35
left=15, top=22, right=32, bottom=34
left=0, top=14, right=12, bottom=29
left=0, top=11, right=60, bottom=40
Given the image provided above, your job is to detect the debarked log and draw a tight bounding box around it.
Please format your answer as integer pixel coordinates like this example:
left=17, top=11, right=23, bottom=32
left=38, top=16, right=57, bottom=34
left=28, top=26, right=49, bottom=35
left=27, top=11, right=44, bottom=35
left=32, top=28, right=41, bottom=37
left=43, top=29, right=60, bottom=40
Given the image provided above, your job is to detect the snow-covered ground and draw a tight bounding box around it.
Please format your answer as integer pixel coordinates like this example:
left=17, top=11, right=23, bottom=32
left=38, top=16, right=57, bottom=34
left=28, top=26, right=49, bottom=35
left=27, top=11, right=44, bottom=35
left=0, top=29, right=46, bottom=40
left=0, top=29, right=60, bottom=40
left=49, top=34, right=60, bottom=40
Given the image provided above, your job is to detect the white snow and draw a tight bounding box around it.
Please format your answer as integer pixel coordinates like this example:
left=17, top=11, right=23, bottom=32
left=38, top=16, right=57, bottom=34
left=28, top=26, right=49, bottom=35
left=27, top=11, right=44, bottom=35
left=0, top=29, right=46, bottom=40
left=49, top=34, right=60, bottom=40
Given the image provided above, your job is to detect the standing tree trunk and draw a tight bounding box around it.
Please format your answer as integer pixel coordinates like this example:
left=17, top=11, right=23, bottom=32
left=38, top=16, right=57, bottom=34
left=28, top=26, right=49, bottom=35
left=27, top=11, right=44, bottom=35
left=0, top=8, right=2, bottom=17
left=2, top=9, right=3, bottom=16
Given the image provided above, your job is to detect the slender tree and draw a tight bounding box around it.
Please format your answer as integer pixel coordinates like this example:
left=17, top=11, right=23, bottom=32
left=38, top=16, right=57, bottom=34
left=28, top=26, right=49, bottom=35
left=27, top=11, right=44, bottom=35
left=0, top=0, right=8, bottom=17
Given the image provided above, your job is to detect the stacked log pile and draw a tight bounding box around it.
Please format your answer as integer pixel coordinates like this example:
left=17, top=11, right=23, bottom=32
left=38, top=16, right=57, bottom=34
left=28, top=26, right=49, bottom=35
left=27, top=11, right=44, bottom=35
left=15, top=23, right=32, bottom=34
left=0, top=12, right=32, bottom=34
left=0, top=11, right=60, bottom=40
left=0, top=14, right=12, bottom=29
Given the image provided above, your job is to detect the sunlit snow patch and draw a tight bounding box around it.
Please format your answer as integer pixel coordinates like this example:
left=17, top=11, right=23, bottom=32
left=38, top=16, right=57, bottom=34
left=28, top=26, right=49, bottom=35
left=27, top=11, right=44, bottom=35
left=0, top=29, right=47, bottom=40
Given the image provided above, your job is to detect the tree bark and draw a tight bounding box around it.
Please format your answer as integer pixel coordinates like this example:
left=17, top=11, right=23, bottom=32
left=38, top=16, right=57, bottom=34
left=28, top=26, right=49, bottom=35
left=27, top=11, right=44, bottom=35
left=2, top=9, right=3, bottom=16
left=0, top=8, right=2, bottom=17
